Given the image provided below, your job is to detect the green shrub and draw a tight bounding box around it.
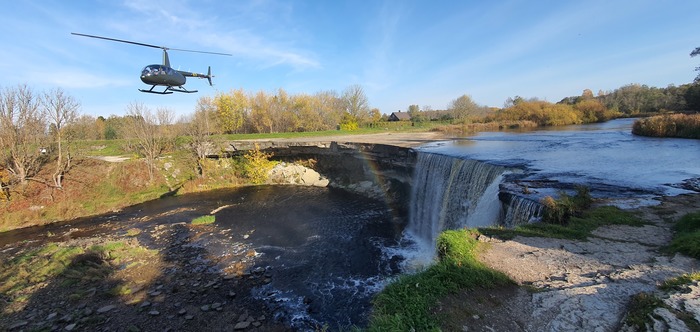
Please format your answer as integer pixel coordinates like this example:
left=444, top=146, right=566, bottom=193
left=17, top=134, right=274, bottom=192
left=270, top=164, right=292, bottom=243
left=673, top=211, right=700, bottom=233
left=660, top=272, right=700, bottom=292
left=541, top=186, right=593, bottom=225
left=241, top=144, right=275, bottom=184
left=623, top=293, right=664, bottom=330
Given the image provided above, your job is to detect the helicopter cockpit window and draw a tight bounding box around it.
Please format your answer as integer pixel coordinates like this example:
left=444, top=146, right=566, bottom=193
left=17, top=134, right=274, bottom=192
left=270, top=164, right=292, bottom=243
left=142, top=65, right=168, bottom=76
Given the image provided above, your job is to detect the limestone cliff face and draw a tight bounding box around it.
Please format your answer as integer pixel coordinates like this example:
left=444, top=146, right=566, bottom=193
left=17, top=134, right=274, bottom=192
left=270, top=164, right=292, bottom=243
left=250, top=142, right=416, bottom=219
left=226, top=141, right=545, bottom=229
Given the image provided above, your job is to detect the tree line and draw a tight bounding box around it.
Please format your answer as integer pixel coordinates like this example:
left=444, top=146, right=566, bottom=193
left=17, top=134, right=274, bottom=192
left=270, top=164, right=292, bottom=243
left=42, top=83, right=700, bottom=145
left=410, top=82, right=700, bottom=128
left=3, top=75, right=699, bottom=201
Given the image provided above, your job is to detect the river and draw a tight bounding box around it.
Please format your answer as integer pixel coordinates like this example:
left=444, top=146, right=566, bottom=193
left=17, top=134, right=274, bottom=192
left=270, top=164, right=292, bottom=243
left=1, top=118, right=698, bottom=330
left=420, top=118, right=700, bottom=201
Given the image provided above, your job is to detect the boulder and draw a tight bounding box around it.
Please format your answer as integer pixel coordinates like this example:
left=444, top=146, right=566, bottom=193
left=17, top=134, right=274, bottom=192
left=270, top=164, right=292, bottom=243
left=267, top=163, right=329, bottom=187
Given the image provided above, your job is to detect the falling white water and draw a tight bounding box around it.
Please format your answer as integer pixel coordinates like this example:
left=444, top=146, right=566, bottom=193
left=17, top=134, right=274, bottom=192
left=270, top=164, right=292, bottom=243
left=503, top=195, right=545, bottom=227
left=406, top=153, right=506, bottom=252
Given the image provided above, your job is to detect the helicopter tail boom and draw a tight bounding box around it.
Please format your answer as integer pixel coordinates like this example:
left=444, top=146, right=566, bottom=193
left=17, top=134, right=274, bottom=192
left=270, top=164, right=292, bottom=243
left=178, top=67, right=213, bottom=86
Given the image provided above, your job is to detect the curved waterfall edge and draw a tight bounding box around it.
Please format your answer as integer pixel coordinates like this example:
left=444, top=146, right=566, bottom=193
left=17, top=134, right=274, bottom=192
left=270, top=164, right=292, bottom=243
left=406, top=152, right=543, bottom=250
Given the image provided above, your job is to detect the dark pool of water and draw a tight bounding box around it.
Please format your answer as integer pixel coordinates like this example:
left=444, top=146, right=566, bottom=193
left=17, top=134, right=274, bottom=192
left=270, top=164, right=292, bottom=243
left=0, top=185, right=406, bottom=330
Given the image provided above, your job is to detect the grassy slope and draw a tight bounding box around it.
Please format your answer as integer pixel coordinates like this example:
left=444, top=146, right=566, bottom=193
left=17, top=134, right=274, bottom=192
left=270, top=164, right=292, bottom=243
left=368, top=230, right=512, bottom=331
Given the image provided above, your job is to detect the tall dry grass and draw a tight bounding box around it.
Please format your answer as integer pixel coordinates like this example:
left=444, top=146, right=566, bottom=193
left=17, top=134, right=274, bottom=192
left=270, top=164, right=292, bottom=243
left=632, top=113, right=700, bottom=139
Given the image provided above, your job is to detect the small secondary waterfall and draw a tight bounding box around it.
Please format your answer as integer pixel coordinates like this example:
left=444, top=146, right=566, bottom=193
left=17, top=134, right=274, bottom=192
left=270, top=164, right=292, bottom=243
left=407, top=152, right=505, bottom=250
left=501, top=194, right=544, bottom=227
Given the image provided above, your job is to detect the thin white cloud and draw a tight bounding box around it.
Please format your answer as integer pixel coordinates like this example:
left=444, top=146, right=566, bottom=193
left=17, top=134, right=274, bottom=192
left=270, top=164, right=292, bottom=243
left=116, top=0, right=319, bottom=70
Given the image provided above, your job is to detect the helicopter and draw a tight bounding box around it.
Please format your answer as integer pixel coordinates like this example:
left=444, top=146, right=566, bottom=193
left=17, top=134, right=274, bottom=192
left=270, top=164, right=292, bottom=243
left=72, top=32, right=231, bottom=94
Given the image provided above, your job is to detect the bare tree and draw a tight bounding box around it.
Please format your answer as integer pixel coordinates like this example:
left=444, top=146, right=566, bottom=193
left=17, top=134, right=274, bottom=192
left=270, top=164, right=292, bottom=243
left=185, top=97, right=219, bottom=177
left=0, top=85, right=47, bottom=195
left=314, top=90, right=344, bottom=129
left=43, top=88, right=80, bottom=188
left=342, top=84, right=370, bottom=123
left=124, top=102, right=176, bottom=182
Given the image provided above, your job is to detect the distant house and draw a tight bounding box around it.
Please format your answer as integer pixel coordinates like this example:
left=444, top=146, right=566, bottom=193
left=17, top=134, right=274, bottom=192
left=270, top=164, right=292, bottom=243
left=388, top=111, right=411, bottom=121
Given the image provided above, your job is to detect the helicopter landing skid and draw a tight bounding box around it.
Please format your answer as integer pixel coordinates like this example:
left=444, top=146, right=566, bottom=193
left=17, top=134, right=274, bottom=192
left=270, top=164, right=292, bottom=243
left=139, top=85, right=173, bottom=94
left=139, top=85, right=198, bottom=94
left=167, top=86, right=198, bottom=94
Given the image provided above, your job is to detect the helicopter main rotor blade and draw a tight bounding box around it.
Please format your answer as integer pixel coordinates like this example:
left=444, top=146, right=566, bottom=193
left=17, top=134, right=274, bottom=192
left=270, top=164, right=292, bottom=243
left=72, top=32, right=232, bottom=56
left=169, top=48, right=232, bottom=57
left=72, top=32, right=166, bottom=50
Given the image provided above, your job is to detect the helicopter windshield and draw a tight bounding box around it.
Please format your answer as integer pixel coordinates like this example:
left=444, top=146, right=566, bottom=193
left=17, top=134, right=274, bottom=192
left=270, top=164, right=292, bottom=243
left=141, top=65, right=174, bottom=76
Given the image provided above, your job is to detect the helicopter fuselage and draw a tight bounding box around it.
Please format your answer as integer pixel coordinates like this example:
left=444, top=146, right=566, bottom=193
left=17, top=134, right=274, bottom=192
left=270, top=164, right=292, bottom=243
left=141, top=64, right=186, bottom=86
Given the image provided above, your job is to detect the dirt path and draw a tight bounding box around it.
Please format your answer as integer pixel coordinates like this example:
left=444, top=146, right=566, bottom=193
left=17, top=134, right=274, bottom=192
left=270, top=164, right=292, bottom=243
left=233, top=131, right=449, bottom=148
left=91, top=156, right=131, bottom=163
left=439, top=194, right=700, bottom=331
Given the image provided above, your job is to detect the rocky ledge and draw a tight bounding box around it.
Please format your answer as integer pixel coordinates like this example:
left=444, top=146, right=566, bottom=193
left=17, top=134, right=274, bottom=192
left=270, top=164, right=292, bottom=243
left=437, top=193, right=700, bottom=331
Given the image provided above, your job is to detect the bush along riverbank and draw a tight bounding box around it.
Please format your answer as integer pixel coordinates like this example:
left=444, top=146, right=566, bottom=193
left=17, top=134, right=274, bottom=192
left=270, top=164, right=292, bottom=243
left=632, top=113, right=700, bottom=139
left=368, top=193, right=700, bottom=331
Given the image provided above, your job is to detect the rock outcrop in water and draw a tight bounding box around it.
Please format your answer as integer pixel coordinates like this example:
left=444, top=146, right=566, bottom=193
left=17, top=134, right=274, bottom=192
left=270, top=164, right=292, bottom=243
left=267, top=162, right=329, bottom=187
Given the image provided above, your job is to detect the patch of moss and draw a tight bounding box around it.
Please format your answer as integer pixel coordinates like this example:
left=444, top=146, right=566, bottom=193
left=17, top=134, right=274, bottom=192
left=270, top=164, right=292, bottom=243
left=668, top=212, right=700, bottom=259
left=191, top=215, right=216, bottom=225
left=623, top=293, right=664, bottom=330
left=660, top=272, right=700, bottom=292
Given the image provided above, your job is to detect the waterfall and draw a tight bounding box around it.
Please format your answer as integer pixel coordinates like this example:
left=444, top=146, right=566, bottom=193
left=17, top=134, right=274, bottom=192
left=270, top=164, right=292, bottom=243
left=501, top=194, right=544, bottom=227
left=407, top=152, right=505, bottom=250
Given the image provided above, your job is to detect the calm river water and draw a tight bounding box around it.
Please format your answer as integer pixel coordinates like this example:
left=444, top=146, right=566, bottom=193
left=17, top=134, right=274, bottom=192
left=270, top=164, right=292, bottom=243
left=420, top=118, right=700, bottom=203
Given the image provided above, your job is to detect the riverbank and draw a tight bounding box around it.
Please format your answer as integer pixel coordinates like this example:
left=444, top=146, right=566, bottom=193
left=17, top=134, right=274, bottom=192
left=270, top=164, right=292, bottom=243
left=0, top=222, right=291, bottom=331
left=437, top=193, right=700, bottom=331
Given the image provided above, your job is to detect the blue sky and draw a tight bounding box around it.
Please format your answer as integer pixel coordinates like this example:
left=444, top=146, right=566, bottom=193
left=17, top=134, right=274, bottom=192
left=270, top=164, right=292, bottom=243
left=2, top=0, right=699, bottom=118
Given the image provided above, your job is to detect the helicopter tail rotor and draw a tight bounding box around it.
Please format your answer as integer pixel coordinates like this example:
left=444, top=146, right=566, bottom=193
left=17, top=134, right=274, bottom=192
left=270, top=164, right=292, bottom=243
left=207, top=66, right=212, bottom=86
